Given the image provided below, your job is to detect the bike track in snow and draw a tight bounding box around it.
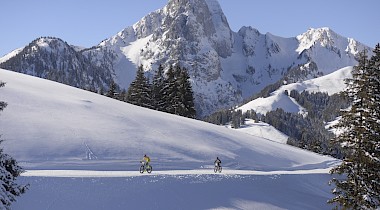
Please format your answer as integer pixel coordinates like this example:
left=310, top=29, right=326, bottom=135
left=22, top=168, right=332, bottom=178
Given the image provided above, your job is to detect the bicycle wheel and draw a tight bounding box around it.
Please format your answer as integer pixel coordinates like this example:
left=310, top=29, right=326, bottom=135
left=139, top=165, right=144, bottom=173
left=147, top=165, right=152, bottom=173
left=218, top=166, right=222, bottom=173
left=214, top=166, right=218, bottom=173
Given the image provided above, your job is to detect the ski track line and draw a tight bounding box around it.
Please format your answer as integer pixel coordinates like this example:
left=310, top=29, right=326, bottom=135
left=22, top=168, right=332, bottom=178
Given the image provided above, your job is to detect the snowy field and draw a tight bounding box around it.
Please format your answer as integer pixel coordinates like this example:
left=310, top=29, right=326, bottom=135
left=15, top=173, right=333, bottom=210
left=0, top=69, right=338, bottom=209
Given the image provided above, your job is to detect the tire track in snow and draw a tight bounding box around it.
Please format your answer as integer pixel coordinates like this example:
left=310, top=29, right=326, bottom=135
left=22, top=168, right=332, bottom=178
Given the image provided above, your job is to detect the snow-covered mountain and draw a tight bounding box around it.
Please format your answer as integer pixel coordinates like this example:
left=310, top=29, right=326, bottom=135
left=0, top=37, right=114, bottom=91
left=0, top=0, right=370, bottom=117
left=0, top=68, right=339, bottom=209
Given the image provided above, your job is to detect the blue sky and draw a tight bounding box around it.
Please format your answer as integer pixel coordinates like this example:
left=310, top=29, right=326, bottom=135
left=1, top=0, right=379, bottom=57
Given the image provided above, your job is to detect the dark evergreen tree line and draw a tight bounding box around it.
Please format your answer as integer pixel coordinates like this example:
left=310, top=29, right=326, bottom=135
left=289, top=90, right=350, bottom=121
left=203, top=108, right=246, bottom=129
left=125, top=64, right=196, bottom=118
left=203, top=109, right=233, bottom=125
left=260, top=108, right=336, bottom=156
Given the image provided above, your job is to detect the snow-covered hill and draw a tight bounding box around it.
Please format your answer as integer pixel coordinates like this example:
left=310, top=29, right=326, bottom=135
left=0, top=68, right=339, bottom=209
left=0, top=0, right=370, bottom=117
left=238, top=66, right=353, bottom=115
left=0, top=68, right=335, bottom=170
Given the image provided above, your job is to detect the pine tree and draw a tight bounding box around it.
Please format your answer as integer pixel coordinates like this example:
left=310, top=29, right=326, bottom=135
left=0, top=141, right=29, bottom=210
left=161, top=65, right=178, bottom=114
left=177, top=67, right=196, bottom=118
left=151, top=64, right=165, bottom=111
left=329, top=48, right=380, bottom=209
left=170, top=66, right=182, bottom=115
left=106, top=81, right=117, bottom=98
left=366, top=43, right=380, bottom=206
left=127, top=65, right=152, bottom=108
left=231, top=109, right=242, bottom=129
left=118, top=89, right=127, bottom=102
left=0, top=82, right=28, bottom=209
left=158, top=65, right=197, bottom=117
left=370, top=44, right=380, bottom=131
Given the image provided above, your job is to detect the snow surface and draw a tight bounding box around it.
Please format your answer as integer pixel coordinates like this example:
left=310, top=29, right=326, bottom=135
left=231, top=120, right=289, bottom=144
left=15, top=173, right=334, bottom=210
left=238, top=66, right=353, bottom=115
left=0, top=69, right=339, bottom=209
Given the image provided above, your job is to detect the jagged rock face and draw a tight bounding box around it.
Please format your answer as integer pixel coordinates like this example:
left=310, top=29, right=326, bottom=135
left=0, top=1, right=371, bottom=117
left=163, top=0, right=233, bottom=58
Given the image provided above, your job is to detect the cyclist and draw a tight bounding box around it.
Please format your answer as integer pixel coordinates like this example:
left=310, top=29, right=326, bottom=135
left=142, top=154, right=151, bottom=167
left=214, top=157, right=221, bottom=167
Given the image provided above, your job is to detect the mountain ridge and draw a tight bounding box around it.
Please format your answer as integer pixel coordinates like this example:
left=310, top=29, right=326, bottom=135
left=0, top=0, right=371, bottom=117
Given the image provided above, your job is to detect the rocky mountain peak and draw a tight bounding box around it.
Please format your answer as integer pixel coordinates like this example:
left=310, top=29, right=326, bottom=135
left=296, top=27, right=344, bottom=53
left=160, top=0, right=233, bottom=58
left=296, top=27, right=369, bottom=60
left=29, top=37, right=72, bottom=54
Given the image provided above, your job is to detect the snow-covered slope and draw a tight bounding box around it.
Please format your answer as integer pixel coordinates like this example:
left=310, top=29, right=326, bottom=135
left=0, top=68, right=339, bottom=209
left=231, top=120, right=289, bottom=144
left=0, top=68, right=336, bottom=171
left=238, top=66, right=353, bottom=115
left=0, top=47, right=24, bottom=63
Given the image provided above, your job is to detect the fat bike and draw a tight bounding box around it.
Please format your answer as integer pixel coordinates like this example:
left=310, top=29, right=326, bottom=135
left=140, top=162, right=152, bottom=174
